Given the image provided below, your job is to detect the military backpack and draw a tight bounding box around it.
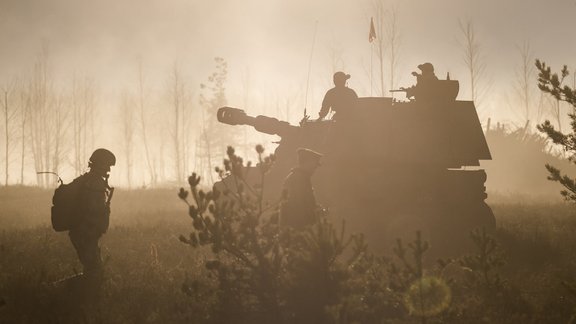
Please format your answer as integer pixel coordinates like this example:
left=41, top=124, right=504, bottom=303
left=51, top=175, right=87, bottom=232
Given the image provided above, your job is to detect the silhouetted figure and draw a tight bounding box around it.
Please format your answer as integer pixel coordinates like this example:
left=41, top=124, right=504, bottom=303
left=318, top=72, right=358, bottom=120
left=69, top=148, right=115, bottom=288
left=402, top=62, right=439, bottom=100
left=216, top=67, right=493, bottom=256
left=280, top=148, right=322, bottom=229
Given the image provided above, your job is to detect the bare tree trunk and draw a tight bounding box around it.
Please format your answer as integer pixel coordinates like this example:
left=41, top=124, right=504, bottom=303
left=83, top=78, right=95, bottom=172
left=120, top=90, right=134, bottom=188
left=27, top=47, right=72, bottom=187
left=371, top=3, right=401, bottom=96
left=170, top=63, right=182, bottom=182
left=19, top=88, right=28, bottom=185
left=461, top=20, right=475, bottom=102
left=137, top=62, right=156, bottom=186
left=73, top=77, right=78, bottom=174
left=89, top=96, right=95, bottom=155
left=71, top=75, right=93, bottom=176
left=53, top=97, right=62, bottom=178
left=29, top=52, right=50, bottom=187
left=3, top=90, right=9, bottom=185
left=201, top=108, right=214, bottom=184
left=459, top=20, right=486, bottom=105
left=373, top=1, right=386, bottom=96
left=166, top=62, right=193, bottom=183
left=198, top=57, right=229, bottom=184
left=182, top=90, right=194, bottom=180
left=387, top=8, right=400, bottom=93
left=458, top=19, right=489, bottom=114
left=241, top=68, right=251, bottom=158
left=513, top=41, right=535, bottom=125
left=43, top=103, right=50, bottom=186
left=326, top=36, right=345, bottom=77
left=521, top=43, right=531, bottom=124
left=72, top=76, right=82, bottom=175
left=1, top=82, right=23, bottom=186
left=55, top=94, right=71, bottom=181
left=82, top=84, right=88, bottom=171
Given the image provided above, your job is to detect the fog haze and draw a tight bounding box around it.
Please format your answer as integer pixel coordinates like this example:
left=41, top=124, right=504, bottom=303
left=0, top=0, right=575, bottom=186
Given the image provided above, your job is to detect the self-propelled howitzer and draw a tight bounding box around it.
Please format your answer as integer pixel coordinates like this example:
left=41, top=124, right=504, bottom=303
left=216, top=75, right=494, bottom=255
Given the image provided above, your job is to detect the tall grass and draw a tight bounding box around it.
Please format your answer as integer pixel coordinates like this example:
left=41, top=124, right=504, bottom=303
left=2, top=186, right=576, bottom=322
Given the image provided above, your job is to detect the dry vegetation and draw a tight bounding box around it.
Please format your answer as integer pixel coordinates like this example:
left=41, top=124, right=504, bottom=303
left=1, top=183, right=576, bottom=323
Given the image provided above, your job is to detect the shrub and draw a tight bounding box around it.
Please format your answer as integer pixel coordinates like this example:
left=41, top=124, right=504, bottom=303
left=178, top=146, right=365, bottom=323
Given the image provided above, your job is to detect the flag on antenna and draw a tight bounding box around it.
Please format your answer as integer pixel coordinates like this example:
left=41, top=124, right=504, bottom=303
left=369, top=17, right=376, bottom=43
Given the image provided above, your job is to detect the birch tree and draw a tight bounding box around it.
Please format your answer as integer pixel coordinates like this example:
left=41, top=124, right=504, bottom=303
left=197, top=57, right=232, bottom=183
left=384, top=7, right=401, bottom=92
left=166, top=62, right=192, bottom=183
left=372, top=3, right=401, bottom=96
left=2, top=82, right=18, bottom=185
left=17, top=81, right=30, bottom=185
left=28, top=50, right=52, bottom=187
left=512, top=41, right=535, bottom=125
left=71, top=75, right=97, bottom=176
left=27, top=49, right=71, bottom=187
left=373, top=1, right=386, bottom=96
left=120, top=89, right=134, bottom=188
left=458, top=19, right=489, bottom=111
left=136, top=61, right=157, bottom=186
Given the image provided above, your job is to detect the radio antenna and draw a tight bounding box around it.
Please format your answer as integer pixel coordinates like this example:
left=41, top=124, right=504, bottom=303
left=303, top=20, right=319, bottom=119
left=37, top=171, right=63, bottom=185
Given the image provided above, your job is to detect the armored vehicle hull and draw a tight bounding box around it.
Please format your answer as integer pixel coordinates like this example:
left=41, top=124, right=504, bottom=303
left=216, top=84, right=494, bottom=255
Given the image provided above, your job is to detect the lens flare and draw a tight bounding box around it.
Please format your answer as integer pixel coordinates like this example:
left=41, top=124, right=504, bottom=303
left=404, top=276, right=451, bottom=317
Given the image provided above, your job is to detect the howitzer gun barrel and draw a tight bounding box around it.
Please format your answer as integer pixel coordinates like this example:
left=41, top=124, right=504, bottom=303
left=217, top=107, right=298, bottom=138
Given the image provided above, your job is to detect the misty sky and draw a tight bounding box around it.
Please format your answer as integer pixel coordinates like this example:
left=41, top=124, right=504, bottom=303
left=1, top=0, right=576, bottom=185
left=1, top=0, right=575, bottom=119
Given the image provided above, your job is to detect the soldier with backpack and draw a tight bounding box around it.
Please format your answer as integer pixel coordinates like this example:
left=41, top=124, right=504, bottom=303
left=64, top=148, right=115, bottom=285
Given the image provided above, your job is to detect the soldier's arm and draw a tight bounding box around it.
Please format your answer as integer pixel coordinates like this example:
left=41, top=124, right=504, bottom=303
left=84, top=177, right=110, bottom=233
left=350, top=88, right=359, bottom=99
left=319, top=91, right=332, bottom=119
left=405, top=86, right=416, bottom=99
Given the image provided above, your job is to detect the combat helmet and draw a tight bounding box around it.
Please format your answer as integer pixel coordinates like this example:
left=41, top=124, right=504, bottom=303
left=89, top=148, right=116, bottom=167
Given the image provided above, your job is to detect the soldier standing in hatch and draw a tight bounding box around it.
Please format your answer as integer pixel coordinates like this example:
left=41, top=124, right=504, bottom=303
left=280, top=148, right=322, bottom=229
left=403, top=62, right=439, bottom=100
left=318, top=71, right=358, bottom=120
left=69, top=148, right=115, bottom=285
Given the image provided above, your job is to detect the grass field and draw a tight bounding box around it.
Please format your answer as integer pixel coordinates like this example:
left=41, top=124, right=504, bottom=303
left=1, top=186, right=576, bottom=323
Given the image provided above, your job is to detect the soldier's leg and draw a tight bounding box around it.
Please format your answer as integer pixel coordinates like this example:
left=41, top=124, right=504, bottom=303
left=69, top=230, right=89, bottom=272
left=69, top=230, right=103, bottom=279
left=82, top=233, right=103, bottom=280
